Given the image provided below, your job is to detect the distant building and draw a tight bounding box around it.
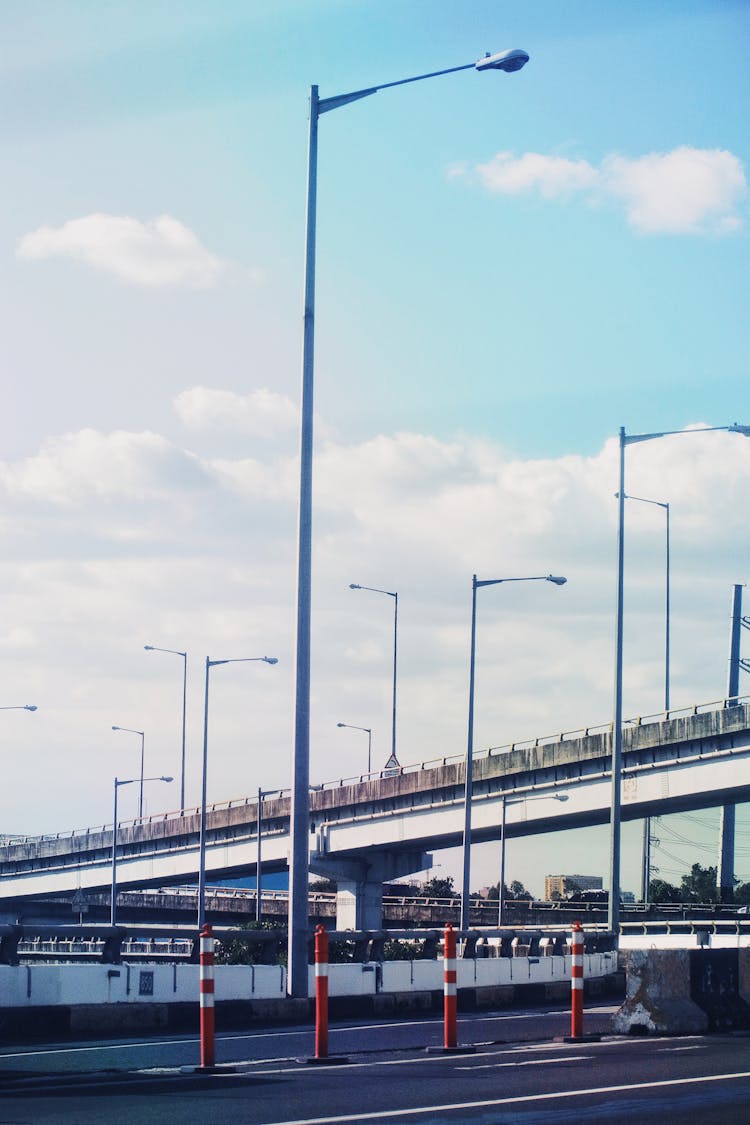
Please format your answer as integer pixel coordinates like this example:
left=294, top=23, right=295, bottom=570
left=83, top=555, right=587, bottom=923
left=545, top=874, right=603, bottom=900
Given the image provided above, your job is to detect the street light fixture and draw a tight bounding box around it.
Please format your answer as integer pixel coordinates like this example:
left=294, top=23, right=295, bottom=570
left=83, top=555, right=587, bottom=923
left=462, top=574, right=567, bottom=930
left=111, top=726, right=145, bottom=819
left=349, top=584, right=399, bottom=768
left=498, top=793, right=569, bottom=926
left=111, top=775, right=172, bottom=925
left=609, top=423, right=750, bottom=935
left=336, top=722, right=373, bottom=774
left=289, top=47, right=529, bottom=997
left=198, top=656, right=278, bottom=929
left=144, top=645, right=188, bottom=814
left=0, top=705, right=37, bottom=711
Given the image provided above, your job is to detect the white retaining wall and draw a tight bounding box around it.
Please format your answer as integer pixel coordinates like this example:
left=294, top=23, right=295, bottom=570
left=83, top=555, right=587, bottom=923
left=0, top=953, right=616, bottom=1008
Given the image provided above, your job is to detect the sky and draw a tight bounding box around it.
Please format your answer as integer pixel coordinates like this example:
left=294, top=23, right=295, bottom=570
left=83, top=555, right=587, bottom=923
left=1, top=0, right=749, bottom=900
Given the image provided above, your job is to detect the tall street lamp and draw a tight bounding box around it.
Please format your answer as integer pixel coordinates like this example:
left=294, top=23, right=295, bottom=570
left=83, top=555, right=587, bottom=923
left=111, top=726, right=145, bottom=819
left=289, top=46, right=530, bottom=998
left=336, top=722, right=373, bottom=774
left=350, top=585, right=399, bottom=767
left=617, top=492, right=670, bottom=903
left=144, top=645, right=188, bottom=814
left=198, top=655, right=278, bottom=929
left=111, top=775, right=172, bottom=925
left=498, top=793, right=569, bottom=926
left=0, top=705, right=37, bottom=711
left=609, top=422, right=750, bottom=935
left=462, top=573, right=567, bottom=930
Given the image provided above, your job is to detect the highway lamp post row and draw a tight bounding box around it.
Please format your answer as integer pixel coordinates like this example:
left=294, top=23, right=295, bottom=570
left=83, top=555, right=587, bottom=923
left=498, top=792, right=569, bottom=927
left=336, top=722, right=373, bottom=774
left=111, top=775, right=172, bottom=926
left=289, top=46, right=530, bottom=998
left=462, top=574, right=566, bottom=931
left=111, top=726, right=145, bottom=819
left=144, top=645, right=188, bottom=814
left=608, top=423, right=750, bottom=936
left=350, top=585, right=399, bottom=768
left=198, top=656, right=278, bottom=930
left=615, top=493, right=670, bottom=903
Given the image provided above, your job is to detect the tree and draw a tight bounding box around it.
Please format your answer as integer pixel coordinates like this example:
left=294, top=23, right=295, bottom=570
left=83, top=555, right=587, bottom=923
left=649, top=877, right=681, bottom=904
left=734, top=881, right=750, bottom=905
left=680, top=863, right=718, bottom=904
left=419, top=876, right=457, bottom=900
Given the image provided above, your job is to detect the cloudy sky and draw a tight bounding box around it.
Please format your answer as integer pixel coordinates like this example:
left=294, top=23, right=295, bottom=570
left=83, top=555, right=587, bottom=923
left=2, top=0, right=749, bottom=898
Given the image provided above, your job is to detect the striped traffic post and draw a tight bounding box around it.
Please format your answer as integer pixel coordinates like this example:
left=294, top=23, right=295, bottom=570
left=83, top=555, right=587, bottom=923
left=200, top=922, right=216, bottom=1068
left=305, top=924, right=349, bottom=1065
left=444, top=923, right=458, bottom=1049
left=314, top=923, right=329, bottom=1059
left=570, top=919, right=584, bottom=1039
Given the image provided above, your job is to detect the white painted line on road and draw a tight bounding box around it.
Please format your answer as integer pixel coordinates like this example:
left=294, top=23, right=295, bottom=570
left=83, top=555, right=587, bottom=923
left=258, top=1070, right=750, bottom=1125
left=455, top=1055, right=594, bottom=1070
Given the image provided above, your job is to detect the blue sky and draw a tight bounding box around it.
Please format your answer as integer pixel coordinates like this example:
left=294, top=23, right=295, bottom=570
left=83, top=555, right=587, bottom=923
left=2, top=1, right=749, bottom=898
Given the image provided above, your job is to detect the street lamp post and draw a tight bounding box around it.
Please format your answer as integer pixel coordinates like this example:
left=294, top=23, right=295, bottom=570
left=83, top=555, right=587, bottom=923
left=111, top=775, right=172, bottom=925
left=351, top=583, right=400, bottom=769
left=608, top=423, right=750, bottom=935
left=0, top=705, right=37, bottom=711
left=198, top=655, right=278, bottom=929
left=144, top=645, right=188, bottom=813
left=111, top=726, right=145, bottom=818
left=498, top=793, right=569, bottom=926
left=336, top=722, right=373, bottom=773
left=461, top=573, right=567, bottom=931
left=289, top=47, right=530, bottom=1000
left=617, top=492, right=670, bottom=903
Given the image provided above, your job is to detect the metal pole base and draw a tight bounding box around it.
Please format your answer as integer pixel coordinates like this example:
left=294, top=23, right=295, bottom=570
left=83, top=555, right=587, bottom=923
left=425, top=1045, right=477, bottom=1055
left=302, top=1055, right=350, bottom=1065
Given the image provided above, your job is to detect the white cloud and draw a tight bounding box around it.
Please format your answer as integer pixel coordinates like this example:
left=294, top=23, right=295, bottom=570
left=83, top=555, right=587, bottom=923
left=472, top=146, right=746, bottom=234
left=16, top=213, right=225, bottom=286
left=476, top=152, right=598, bottom=198
left=174, top=386, right=298, bottom=437
left=601, top=147, right=747, bottom=234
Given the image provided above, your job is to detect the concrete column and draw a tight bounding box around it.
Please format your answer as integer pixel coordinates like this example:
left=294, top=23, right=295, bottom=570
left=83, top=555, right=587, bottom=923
left=718, top=584, right=743, bottom=902
left=335, top=878, right=384, bottom=931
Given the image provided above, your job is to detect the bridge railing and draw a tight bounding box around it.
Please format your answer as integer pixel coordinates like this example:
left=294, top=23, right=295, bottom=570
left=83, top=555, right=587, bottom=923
left=3, top=692, right=748, bottom=847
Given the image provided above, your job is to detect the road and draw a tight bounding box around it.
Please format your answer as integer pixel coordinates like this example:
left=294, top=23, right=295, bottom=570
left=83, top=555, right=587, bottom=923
left=0, top=1004, right=749, bottom=1123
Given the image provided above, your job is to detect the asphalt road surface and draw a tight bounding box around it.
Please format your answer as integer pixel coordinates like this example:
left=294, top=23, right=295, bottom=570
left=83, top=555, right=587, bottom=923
left=1, top=1003, right=749, bottom=1124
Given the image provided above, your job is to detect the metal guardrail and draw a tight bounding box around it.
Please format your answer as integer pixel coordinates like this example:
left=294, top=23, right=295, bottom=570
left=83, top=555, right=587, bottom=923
left=3, top=693, right=748, bottom=847
left=0, top=921, right=618, bottom=966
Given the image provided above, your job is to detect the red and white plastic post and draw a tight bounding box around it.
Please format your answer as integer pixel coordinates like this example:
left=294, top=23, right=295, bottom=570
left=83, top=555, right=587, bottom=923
left=199, top=922, right=216, bottom=1068
left=443, top=923, right=458, bottom=1049
left=306, top=924, right=348, bottom=1065
left=314, top=923, right=329, bottom=1059
left=570, top=919, right=584, bottom=1039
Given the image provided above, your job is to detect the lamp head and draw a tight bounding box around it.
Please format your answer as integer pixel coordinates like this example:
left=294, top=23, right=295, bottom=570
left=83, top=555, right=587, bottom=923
left=547, top=575, right=567, bottom=586
left=349, top=584, right=362, bottom=590
left=263, top=657, right=279, bottom=665
left=554, top=794, right=570, bottom=802
left=729, top=423, right=750, bottom=437
left=161, top=776, right=174, bottom=783
left=144, top=645, right=154, bottom=651
left=25, top=705, right=38, bottom=712
left=337, top=723, right=346, bottom=728
left=111, top=725, right=120, bottom=731
left=476, top=48, right=530, bottom=73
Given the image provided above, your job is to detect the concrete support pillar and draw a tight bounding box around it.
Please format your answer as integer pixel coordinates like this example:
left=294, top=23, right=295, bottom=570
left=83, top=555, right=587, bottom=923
left=335, top=878, right=384, bottom=931
left=718, top=584, right=743, bottom=903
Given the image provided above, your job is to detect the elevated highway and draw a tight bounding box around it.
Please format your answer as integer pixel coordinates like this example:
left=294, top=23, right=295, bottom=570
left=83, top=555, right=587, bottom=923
left=2, top=697, right=749, bottom=927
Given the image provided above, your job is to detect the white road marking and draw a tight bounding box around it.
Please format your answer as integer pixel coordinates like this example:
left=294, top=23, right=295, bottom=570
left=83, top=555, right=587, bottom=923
left=256, top=1070, right=750, bottom=1124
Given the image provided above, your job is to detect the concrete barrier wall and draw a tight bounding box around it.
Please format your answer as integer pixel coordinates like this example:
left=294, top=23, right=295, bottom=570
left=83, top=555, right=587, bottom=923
left=0, top=952, right=615, bottom=1009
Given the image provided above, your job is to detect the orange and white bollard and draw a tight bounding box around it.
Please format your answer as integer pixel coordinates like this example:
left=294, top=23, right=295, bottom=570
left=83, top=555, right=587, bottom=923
left=314, top=923, right=329, bottom=1059
left=199, top=922, right=216, bottom=1068
left=443, top=923, right=458, bottom=1049
left=570, top=920, right=584, bottom=1039
left=306, top=924, right=348, bottom=1065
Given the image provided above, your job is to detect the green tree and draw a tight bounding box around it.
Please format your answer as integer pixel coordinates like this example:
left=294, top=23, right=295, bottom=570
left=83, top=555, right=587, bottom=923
left=419, top=876, right=457, bottom=900
left=734, top=881, right=750, bottom=905
left=649, top=877, right=681, bottom=903
left=680, top=863, right=718, bottom=903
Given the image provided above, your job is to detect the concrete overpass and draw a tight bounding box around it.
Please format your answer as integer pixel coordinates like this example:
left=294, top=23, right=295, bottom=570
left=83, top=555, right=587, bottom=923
left=2, top=697, right=749, bottom=927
